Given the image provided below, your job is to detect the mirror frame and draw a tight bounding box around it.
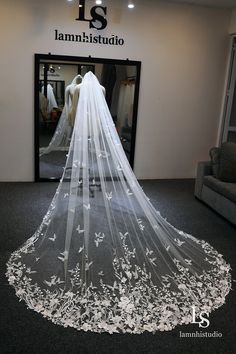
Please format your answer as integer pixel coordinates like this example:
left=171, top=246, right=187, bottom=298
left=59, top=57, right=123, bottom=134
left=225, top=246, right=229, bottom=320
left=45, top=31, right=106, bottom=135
left=34, top=53, right=141, bottom=181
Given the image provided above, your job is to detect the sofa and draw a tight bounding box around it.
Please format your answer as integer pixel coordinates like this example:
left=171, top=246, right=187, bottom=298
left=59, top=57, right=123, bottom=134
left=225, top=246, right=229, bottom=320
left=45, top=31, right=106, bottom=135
left=194, top=142, right=236, bottom=225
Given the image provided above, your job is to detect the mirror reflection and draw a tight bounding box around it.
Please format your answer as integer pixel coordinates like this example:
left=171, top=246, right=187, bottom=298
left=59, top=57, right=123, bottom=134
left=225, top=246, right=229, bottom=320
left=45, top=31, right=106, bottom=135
left=36, top=55, right=141, bottom=181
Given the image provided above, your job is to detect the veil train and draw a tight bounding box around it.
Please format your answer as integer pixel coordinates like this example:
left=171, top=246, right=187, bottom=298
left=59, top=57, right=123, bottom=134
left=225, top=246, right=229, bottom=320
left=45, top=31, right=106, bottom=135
left=6, top=72, right=231, bottom=334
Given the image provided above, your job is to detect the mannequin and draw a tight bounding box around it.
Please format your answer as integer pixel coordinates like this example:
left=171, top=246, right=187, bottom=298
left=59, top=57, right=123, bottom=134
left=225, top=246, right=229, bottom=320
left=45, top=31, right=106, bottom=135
left=69, top=75, right=105, bottom=127
left=65, top=75, right=83, bottom=127
left=65, top=75, right=83, bottom=108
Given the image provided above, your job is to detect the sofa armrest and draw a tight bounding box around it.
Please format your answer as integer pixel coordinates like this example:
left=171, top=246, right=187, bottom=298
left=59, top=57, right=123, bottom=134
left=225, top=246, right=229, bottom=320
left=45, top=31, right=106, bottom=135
left=194, top=161, right=212, bottom=199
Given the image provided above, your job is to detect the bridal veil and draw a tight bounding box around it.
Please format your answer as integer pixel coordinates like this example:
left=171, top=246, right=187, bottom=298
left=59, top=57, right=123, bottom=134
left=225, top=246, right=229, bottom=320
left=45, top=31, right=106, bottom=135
left=6, top=72, right=231, bottom=334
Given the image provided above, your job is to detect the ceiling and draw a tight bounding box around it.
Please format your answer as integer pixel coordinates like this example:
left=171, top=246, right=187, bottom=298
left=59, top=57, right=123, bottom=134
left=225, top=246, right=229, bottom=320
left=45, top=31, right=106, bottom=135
left=160, top=0, right=236, bottom=8
left=130, top=0, right=236, bottom=9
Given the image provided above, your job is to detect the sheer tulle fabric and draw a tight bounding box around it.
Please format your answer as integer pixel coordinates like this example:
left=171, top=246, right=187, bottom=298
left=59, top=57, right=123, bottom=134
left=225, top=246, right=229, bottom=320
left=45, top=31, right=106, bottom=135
left=40, top=105, right=72, bottom=156
left=40, top=76, right=81, bottom=156
left=6, top=72, right=231, bottom=334
left=42, top=84, right=58, bottom=113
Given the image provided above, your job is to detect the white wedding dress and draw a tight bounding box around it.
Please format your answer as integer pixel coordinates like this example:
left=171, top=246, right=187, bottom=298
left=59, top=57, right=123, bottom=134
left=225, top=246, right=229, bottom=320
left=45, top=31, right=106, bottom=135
left=42, top=84, right=58, bottom=113
left=6, top=72, right=231, bottom=334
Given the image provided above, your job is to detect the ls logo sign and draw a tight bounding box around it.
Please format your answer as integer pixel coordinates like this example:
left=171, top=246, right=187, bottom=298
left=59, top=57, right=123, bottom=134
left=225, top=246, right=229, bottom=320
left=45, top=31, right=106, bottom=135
left=76, top=0, right=107, bottom=30
left=191, top=306, right=210, bottom=328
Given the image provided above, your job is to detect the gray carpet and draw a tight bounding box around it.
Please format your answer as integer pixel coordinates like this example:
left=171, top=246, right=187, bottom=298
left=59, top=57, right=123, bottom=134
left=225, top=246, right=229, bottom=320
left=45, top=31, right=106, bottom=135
left=40, top=151, right=67, bottom=179
left=0, top=179, right=235, bottom=354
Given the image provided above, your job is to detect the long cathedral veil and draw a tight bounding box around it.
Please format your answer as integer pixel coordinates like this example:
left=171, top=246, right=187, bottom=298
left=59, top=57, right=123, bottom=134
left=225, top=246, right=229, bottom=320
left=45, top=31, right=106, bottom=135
left=6, top=72, right=231, bottom=333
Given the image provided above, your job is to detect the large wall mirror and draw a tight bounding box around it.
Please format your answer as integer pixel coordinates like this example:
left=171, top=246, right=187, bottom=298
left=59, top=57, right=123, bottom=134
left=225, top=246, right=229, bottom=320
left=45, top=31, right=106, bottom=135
left=35, top=53, right=141, bottom=181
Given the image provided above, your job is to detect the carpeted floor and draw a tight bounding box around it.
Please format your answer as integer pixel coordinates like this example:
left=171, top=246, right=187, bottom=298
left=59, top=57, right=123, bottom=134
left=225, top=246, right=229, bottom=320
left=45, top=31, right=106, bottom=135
left=40, top=150, right=67, bottom=179
left=0, top=179, right=235, bottom=354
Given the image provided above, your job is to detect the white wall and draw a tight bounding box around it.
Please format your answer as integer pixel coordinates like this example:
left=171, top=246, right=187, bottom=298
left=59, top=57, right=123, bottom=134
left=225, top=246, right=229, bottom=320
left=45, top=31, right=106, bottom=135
left=0, top=0, right=231, bottom=180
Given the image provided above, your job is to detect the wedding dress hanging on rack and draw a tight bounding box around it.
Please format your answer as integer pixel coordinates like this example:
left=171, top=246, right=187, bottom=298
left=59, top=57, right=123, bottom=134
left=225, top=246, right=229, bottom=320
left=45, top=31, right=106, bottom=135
left=117, top=79, right=135, bottom=129
left=40, top=75, right=83, bottom=156
left=41, top=84, right=58, bottom=114
left=7, top=72, right=231, bottom=334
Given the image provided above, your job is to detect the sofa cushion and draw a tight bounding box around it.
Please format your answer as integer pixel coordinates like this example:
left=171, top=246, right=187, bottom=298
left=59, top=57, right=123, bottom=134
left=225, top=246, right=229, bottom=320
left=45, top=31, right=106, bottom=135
left=218, top=142, right=236, bottom=182
left=209, top=147, right=220, bottom=178
left=203, top=175, right=236, bottom=203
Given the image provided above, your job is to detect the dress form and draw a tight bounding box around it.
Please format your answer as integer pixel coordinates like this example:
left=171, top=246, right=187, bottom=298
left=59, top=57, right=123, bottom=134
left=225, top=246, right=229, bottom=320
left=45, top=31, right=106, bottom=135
left=69, top=78, right=105, bottom=127
left=65, top=75, right=83, bottom=126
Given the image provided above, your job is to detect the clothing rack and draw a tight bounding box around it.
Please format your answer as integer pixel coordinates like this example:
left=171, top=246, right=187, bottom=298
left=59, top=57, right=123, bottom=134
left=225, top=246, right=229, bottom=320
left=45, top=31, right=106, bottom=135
left=121, top=76, right=136, bottom=85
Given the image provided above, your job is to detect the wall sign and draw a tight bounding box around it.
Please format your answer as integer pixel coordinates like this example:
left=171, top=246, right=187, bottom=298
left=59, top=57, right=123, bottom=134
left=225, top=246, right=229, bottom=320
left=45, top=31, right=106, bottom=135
left=54, top=1, right=125, bottom=47
left=55, top=29, right=124, bottom=46
left=76, top=0, right=107, bottom=30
